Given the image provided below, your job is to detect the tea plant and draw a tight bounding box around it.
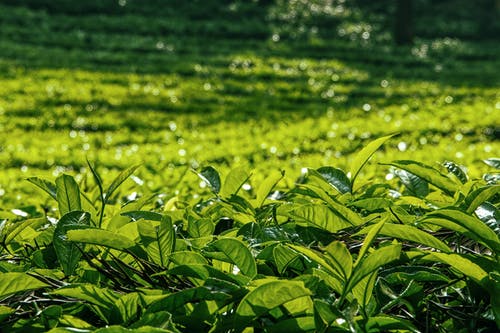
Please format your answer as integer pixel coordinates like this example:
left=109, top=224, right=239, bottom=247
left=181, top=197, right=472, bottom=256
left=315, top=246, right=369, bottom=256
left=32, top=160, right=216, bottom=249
left=1, top=0, right=499, bottom=208
left=1, top=136, right=498, bottom=332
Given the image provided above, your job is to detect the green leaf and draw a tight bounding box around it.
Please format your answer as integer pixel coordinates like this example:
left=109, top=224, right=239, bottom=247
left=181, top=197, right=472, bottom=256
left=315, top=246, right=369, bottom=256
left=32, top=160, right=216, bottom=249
left=356, top=223, right=451, bottom=253
left=137, top=216, right=175, bottom=266
left=147, top=286, right=230, bottom=314
left=40, top=305, right=63, bottom=329
left=220, top=166, right=250, bottom=198
left=297, top=184, right=364, bottom=226
left=347, top=243, right=401, bottom=294
left=55, top=174, right=82, bottom=216
left=122, top=210, right=163, bottom=222
left=423, top=209, right=500, bottom=253
left=26, top=177, right=57, bottom=200
left=273, top=244, right=301, bottom=274
left=110, top=292, right=143, bottom=325
left=169, top=252, right=208, bottom=266
left=197, top=166, right=221, bottom=194
left=422, top=252, right=489, bottom=286
left=105, top=164, right=141, bottom=203
left=350, top=134, right=395, bottom=190
left=187, top=216, right=214, bottom=238
left=382, top=265, right=451, bottom=284
left=0, top=305, right=14, bottom=323
left=490, top=272, right=500, bottom=328
left=351, top=198, right=392, bottom=211
left=314, top=299, right=338, bottom=328
left=443, top=161, right=468, bottom=184
left=463, top=185, right=500, bottom=214
left=266, top=316, right=316, bottom=333
left=316, top=166, right=351, bottom=194
left=129, top=311, right=178, bottom=331
left=235, top=280, right=312, bottom=327
left=94, top=326, right=173, bottom=333
left=52, top=284, right=119, bottom=321
left=289, top=204, right=355, bottom=233
left=355, top=218, right=386, bottom=267
left=386, top=160, right=460, bottom=195
left=53, top=211, right=91, bottom=276
left=289, top=245, right=343, bottom=282
left=352, top=271, right=377, bottom=309
left=3, top=217, right=47, bottom=245
left=66, top=228, right=136, bottom=251
left=324, top=241, right=353, bottom=280
left=475, top=202, right=500, bottom=236
left=393, top=168, right=429, bottom=197
left=212, top=238, right=257, bottom=278
left=166, top=264, right=242, bottom=286
left=0, top=272, right=48, bottom=298
left=50, top=284, right=120, bottom=310
left=484, top=158, right=500, bottom=169
left=254, top=170, right=284, bottom=207
left=366, top=316, right=419, bottom=332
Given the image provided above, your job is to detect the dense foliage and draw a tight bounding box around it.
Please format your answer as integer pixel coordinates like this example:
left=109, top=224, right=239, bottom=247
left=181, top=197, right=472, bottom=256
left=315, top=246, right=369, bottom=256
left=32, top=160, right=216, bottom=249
left=0, top=1, right=499, bottom=331
left=1, top=136, right=499, bottom=332
left=0, top=0, right=498, bottom=207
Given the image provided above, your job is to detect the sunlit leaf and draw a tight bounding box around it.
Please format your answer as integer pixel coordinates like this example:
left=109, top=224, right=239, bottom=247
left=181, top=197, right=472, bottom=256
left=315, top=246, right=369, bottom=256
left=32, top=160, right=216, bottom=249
left=197, top=166, right=221, bottom=194
left=235, top=280, right=312, bottom=326
left=366, top=315, right=419, bottom=332
left=273, top=244, right=301, bottom=274
left=109, top=292, right=143, bottom=325
left=147, top=286, right=230, bottom=314
left=3, top=217, right=47, bottom=245
left=55, top=174, right=82, bottom=216
left=324, top=241, right=353, bottom=279
left=289, top=204, right=354, bottom=233
left=387, top=160, right=460, bottom=195
left=484, top=158, right=500, bottom=169
left=463, top=185, right=500, bottom=214
left=352, top=271, right=377, bottom=309
left=393, top=168, right=429, bottom=197
left=422, top=252, right=489, bottom=286
left=0, top=305, right=14, bottom=323
left=316, top=166, right=351, bottom=194
left=443, top=161, right=468, bottom=184
left=475, top=203, right=500, bottom=236
left=0, top=272, right=48, bottom=298
left=220, top=166, right=250, bottom=198
left=52, top=284, right=119, bottom=323
left=266, top=316, right=315, bottom=333
left=254, top=170, right=284, bottom=207
left=66, top=228, right=136, bottom=251
left=169, top=251, right=208, bottom=266
left=297, top=184, right=364, bottom=226
left=350, top=134, right=395, bottom=190
left=423, top=209, right=500, bottom=253
left=187, top=216, right=214, bottom=238
left=122, top=210, right=163, bottom=222
left=53, top=211, right=91, bottom=276
left=212, top=238, right=257, bottom=278
left=93, top=326, right=173, bottom=333
left=26, top=177, right=57, bottom=200
left=347, top=243, right=401, bottom=294
left=354, top=218, right=386, bottom=267
left=289, top=245, right=343, bottom=282
left=105, top=164, right=141, bottom=203
left=356, top=223, right=451, bottom=253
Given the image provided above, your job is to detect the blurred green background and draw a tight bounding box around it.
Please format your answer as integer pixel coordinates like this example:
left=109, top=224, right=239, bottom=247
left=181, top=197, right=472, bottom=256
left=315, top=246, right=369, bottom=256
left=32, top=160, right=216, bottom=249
left=0, top=0, right=498, bottom=206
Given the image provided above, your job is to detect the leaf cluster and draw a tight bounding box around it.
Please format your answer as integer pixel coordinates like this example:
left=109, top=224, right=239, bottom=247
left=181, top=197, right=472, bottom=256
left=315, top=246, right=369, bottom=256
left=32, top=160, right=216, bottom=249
left=0, top=137, right=499, bottom=332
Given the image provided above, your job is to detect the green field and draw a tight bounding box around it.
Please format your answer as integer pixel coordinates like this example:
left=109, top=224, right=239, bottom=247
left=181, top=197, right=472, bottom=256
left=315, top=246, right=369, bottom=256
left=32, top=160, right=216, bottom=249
left=0, top=0, right=498, bottom=207
left=0, top=2, right=499, bottom=331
